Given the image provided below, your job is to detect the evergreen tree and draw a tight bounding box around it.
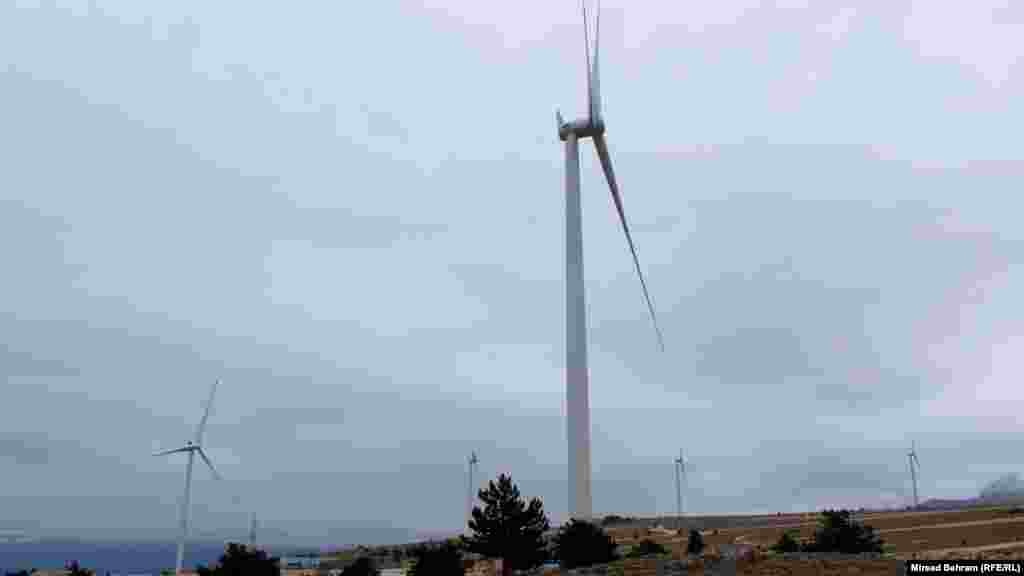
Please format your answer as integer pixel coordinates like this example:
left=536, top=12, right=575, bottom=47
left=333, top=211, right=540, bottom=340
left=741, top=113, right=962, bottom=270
left=195, top=542, right=280, bottom=576
left=554, top=520, right=618, bottom=569
left=465, top=473, right=551, bottom=571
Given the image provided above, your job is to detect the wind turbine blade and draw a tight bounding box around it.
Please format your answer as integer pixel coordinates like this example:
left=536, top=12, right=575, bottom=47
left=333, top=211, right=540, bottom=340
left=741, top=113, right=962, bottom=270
left=153, top=446, right=192, bottom=457
left=591, top=0, right=602, bottom=122
left=581, top=0, right=593, bottom=124
left=592, top=134, right=666, bottom=352
left=197, top=448, right=222, bottom=480
left=195, top=379, right=220, bottom=445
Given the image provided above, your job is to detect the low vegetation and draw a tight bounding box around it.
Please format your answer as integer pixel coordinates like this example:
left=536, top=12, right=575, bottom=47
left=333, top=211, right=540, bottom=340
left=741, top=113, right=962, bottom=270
left=66, top=562, right=94, bottom=576
left=686, top=528, right=705, bottom=555
left=802, top=509, right=885, bottom=554
left=196, top=542, right=281, bottom=576
left=407, top=539, right=464, bottom=576
left=318, top=487, right=910, bottom=574
left=626, top=538, right=668, bottom=558
left=339, top=557, right=379, bottom=576
left=771, top=529, right=802, bottom=553
left=554, top=519, right=619, bottom=569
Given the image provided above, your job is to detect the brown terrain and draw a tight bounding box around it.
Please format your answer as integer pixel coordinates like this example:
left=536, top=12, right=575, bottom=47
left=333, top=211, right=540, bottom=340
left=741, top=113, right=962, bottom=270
left=538, top=506, right=1024, bottom=575
left=311, top=507, right=1024, bottom=576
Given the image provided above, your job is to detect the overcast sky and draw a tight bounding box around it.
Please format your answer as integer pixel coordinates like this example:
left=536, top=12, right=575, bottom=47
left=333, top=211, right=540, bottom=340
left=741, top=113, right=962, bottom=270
left=1, top=0, right=1023, bottom=547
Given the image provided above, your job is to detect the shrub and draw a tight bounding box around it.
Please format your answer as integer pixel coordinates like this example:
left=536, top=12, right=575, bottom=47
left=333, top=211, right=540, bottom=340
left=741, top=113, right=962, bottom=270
left=802, top=509, right=884, bottom=554
left=66, top=562, right=94, bottom=576
left=627, top=538, right=667, bottom=558
left=771, top=530, right=801, bottom=553
left=408, top=540, right=464, bottom=576
left=340, top=557, right=379, bottom=576
left=196, top=543, right=281, bottom=576
left=554, top=519, right=619, bottom=569
left=686, top=529, right=705, bottom=555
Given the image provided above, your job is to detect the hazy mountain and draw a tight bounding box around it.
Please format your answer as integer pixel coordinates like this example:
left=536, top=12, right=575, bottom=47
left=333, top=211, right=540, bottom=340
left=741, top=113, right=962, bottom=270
left=980, top=473, right=1024, bottom=500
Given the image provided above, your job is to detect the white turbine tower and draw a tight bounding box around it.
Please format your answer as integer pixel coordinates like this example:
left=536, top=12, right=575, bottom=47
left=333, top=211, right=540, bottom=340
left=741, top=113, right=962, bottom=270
left=248, top=512, right=258, bottom=549
left=907, top=442, right=921, bottom=509
left=557, top=0, right=665, bottom=521
left=466, top=451, right=479, bottom=531
left=673, top=451, right=692, bottom=531
left=154, top=379, right=223, bottom=575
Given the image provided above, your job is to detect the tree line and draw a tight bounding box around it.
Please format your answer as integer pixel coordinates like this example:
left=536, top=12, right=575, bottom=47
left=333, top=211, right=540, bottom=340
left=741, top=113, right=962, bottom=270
left=6, top=473, right=888, bottom=576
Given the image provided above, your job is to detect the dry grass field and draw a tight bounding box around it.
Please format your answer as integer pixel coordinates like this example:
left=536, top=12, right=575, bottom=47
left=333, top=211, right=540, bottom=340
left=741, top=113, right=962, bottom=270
left=352, top=507, right=1024, bottom=576
left=567, top=506, right=1024, bottom=575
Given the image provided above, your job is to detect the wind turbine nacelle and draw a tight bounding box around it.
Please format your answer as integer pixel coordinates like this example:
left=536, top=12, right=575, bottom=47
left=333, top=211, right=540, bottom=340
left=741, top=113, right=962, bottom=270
left=558, top=117, right=605, bottom=142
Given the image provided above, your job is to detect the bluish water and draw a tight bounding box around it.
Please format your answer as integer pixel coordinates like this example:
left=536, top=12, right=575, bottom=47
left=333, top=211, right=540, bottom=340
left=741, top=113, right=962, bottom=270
left=0, top=540, right=302, bottom=574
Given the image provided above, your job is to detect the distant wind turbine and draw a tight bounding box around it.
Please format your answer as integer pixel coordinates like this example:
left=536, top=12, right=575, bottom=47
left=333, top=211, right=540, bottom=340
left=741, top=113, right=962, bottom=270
left=248, top=512, right=258, bottom=548
left=466, top=451, right=479, bottom=531
left=557, top=0, right=665, bottom=521
left=907, top=442, right=921, bottom=509
left=154, top=379, right=223, bottom=575
left=673, top=450, right=693, bottom=531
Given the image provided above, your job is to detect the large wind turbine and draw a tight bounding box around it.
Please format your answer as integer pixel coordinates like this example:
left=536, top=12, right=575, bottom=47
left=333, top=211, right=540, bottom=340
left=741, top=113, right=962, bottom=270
left=907, top=442, right=921, bottom=509
left=154, top=379, right=223, bottom=575
left=557, top=0, right=665, bottom=521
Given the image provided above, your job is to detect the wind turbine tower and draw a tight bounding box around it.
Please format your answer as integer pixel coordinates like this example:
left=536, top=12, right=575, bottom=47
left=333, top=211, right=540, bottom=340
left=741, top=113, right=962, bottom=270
left=154, top=379, right=224, bottom=575
left=466, top=451, right=479, bottom=530
left=556, top=0, right=665, bottom=521
left=908, top=442, right=921, bottom=509
left=248, top=513, right=258, bottom=549
left=673, top=451, right=685, bottom=530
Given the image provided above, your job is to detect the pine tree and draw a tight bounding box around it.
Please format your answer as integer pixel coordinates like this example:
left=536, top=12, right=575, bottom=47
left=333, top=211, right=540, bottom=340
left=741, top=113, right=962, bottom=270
left=465, top=473, right=550, bottom=571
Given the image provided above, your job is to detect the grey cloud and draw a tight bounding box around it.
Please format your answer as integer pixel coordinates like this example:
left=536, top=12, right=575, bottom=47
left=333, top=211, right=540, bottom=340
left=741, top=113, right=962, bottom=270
left=0, top=346, right=79, bottom=380
left=0, top=433, right=53, bottom=466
